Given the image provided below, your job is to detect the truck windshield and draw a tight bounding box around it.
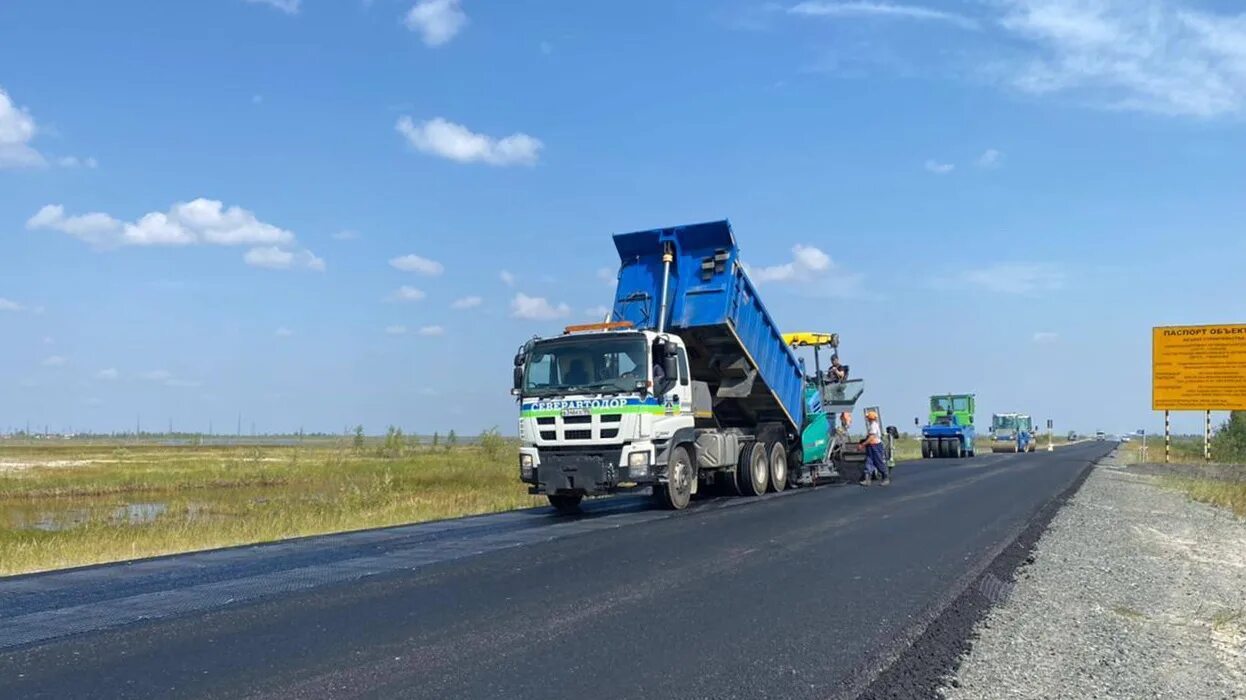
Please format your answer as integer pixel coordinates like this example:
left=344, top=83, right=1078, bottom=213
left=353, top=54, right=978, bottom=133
left=994, top=415, right=1018, bottom=430
left=523, top=335, right=648, bottom=396
left=931, top=396, right=971, bottom=412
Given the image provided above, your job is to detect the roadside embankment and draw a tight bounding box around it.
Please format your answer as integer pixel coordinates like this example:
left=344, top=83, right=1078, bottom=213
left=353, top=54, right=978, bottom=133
left=940, top=450, right=1246, bottom=699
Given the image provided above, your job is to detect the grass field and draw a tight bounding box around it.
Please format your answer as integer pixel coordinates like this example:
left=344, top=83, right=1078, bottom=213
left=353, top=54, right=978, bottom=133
left=0, top=432, right=1083, bottom=577
left=0, top=442, right=541, bottom=577
left=1118, top=437, right=1246, bottom=518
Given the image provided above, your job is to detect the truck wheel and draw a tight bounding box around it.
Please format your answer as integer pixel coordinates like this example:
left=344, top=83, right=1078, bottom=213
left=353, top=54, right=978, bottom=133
left=935, top=440, right=946, bottom=458
left=655, top=446, right=694, bottom=510
left=768, top=442, right=787, bottom=492
left=921, top=440, right=931, bottom=459
left=787, top=447, right=803, bottom=489
left=736, top=442, right=769, bottom=496
left=951, top=441, right=963, bottom=459
left=547, top=494, right=583, bottom=515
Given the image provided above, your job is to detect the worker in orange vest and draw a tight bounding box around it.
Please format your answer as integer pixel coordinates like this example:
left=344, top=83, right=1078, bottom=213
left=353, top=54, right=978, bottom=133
left=859, top=409, right=890, bottom=486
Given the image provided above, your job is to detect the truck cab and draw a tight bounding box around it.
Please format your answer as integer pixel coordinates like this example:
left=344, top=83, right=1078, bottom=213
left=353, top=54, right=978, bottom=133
left=516, top=324, right=700, bottom=513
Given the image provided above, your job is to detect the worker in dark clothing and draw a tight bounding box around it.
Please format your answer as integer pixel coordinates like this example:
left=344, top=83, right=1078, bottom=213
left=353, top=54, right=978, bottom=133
left=860, top=409, right=890, bottom=486
left=564, top=359, right=589, bottom=386
left=828, top=354, right=847, bottom=383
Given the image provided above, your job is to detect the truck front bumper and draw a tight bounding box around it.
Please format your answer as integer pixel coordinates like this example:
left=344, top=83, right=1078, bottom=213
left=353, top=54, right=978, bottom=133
left=520, top=445, right=657, bottom=497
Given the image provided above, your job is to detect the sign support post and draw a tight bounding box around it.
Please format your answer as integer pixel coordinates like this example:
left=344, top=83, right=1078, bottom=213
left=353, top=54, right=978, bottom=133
left=1205, top=410, right=1212, bottom=462
left=1164, top=410, right=1170, bottom=464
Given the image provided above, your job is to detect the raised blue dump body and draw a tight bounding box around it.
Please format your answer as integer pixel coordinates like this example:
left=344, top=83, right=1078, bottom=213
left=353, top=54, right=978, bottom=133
left=611, top=220, right=805, bottom=434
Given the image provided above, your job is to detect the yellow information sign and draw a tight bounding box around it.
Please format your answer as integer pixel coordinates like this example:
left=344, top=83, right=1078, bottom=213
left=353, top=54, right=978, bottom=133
left=1153, top=324, right=1246, bottom=410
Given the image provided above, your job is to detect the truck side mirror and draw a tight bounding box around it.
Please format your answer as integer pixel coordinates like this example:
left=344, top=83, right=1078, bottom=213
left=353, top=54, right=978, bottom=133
left=513, top=353, right=524, bottom=367
left=886, top=426, right=899, bottom=439
left=512, top=365, right=524, bottom=393
left=662, top=352, right=678, bottom=383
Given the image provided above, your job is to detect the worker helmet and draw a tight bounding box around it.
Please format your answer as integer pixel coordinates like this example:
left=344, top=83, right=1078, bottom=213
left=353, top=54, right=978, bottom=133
left=865, top=409, right=878, bottom=420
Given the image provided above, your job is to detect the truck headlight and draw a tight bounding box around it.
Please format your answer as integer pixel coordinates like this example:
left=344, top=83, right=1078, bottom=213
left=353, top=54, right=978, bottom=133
left=628, top=451, right=650, bottom=476
left=519, top=453, right=534, bottom=478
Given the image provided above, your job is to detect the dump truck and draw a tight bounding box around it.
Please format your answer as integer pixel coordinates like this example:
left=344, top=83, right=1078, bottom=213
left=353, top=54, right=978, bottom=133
left=921, top=393, right=976, bottom=458
left=513, top=220, right=891, bottom=513
left=989, top=413, right=1036, bottom=453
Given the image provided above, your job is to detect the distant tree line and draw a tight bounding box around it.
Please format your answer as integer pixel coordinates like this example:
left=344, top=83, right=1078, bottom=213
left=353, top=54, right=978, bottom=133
left=1212, top=411, right=1246, bottom=463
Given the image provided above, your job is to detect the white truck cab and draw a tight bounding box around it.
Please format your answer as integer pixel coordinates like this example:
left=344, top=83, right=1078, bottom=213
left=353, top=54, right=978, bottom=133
left=515, top=324, right=698, bottom=512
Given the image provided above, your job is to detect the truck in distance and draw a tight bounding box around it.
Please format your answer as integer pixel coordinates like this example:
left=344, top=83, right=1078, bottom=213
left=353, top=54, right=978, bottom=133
left=512, top=220, right=891, bottom=513
left=921, top=394, right=976, bottom=458
left=990, top=413, right=1036, bottom=453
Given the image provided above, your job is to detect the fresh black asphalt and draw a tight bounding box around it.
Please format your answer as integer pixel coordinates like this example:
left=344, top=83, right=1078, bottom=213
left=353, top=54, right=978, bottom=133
left=0, top=441, right=1115, bottom=699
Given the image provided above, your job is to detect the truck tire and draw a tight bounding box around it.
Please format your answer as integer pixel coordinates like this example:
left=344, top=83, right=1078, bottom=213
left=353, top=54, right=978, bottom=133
left=786, top=447, right=803, bottom=489
left=767, top=441, right=787, bottom=492
left=655, top=445, right=694, bottom=510
left=547, top=494, right=583, bottom=515
left=736, top=442, right=769, bottom=496
left=950, top=440, right=963, bottom=459
left=921, top=440, right=931, bottom=459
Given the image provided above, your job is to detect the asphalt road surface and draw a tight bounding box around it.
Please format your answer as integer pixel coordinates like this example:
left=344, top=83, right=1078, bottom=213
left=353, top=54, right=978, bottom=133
left=0, top=441, right=1114, bottom=699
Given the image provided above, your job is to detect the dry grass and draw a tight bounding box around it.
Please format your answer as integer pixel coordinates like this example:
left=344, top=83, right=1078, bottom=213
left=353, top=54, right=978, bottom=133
left=0, top=443, right=540, bottom=577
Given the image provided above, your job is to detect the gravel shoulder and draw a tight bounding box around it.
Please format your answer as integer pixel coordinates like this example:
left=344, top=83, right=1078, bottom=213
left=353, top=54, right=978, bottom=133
left=940, top=450, right=1246, bottom=699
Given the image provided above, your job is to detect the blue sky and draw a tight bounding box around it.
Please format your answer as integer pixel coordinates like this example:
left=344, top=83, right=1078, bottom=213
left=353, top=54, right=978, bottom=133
left=3, top=0, right=1245, bottom=436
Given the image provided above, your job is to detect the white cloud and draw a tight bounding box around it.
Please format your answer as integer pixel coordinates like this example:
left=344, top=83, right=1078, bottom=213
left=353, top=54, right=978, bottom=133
left=244, top=246, right=325, bottom=271
left=418, top=325, right=445, bottom=336
left=749, top=244, right=865, bottom=298
left=396, top=116, right=542, bottom=166
left=385, top=324, right=408, bottom=335
left=389, top=285, right=427, bottom=302
left=0, top=298, right=24, bottom=312
left=29, top=199, right=322, bottom=270
left=958, top=263, right=1065, bottom=294
left=751, top=244, right=833, bottom=283
left=924, top=159, right=955, bottom=174
left=245, top=0, right=301, bottom=14
left=274, top=327, right=294, bottom=337
left=788, top=2, right=979, bottom=30
left=404, top=0, right=467, bottom=46
left=95, top=368, right=119, bottom=380
left=41, top=355, right=67, bottom=367
left=1033, top=331, right=1059, bottom=343
left=585, top=305, right=611, bottom=319
left=511, top=293, right=571, bottom=320
left=389, top=253, right=444, bottom=275
left=0, top=86, right=46, bottom=169
left=596, top=267, right=616, bottom=286
left=451, top=295, right=483, bottom=309
left=26, top=205, right=122, bottom=246
left=1, top=86, right=93, bottom=169
left=331, top=229, right=360, bottom=241
left=976, top=148, right=1004, bottom=169
left=999, top=0, right=1246, bottom=117
left=141, top=369, right=173, bottom=381
left=499, top=270, right=516, bottom=286
left=56, top=156, right=98, bottom=169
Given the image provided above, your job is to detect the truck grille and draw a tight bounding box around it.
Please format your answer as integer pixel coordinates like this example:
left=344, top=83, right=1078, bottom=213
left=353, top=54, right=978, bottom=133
left=529, top=413, right=628, bottom=443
